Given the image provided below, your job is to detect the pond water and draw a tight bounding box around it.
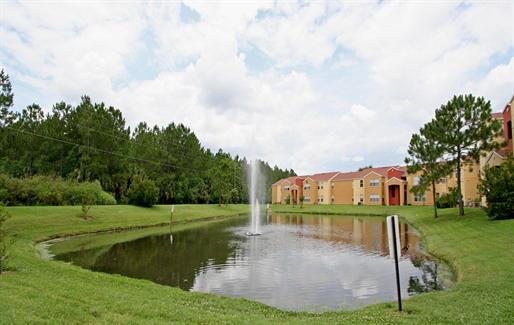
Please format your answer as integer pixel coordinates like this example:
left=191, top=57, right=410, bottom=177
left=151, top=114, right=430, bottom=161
left=52, top=214, right=453, bottom=311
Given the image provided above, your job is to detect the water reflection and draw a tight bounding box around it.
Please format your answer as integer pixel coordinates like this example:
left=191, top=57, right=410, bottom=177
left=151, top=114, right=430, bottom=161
left=54, top=214, right=452, bottom=311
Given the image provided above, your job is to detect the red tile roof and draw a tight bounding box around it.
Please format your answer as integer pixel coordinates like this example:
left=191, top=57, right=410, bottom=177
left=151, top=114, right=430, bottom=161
left=305, top=171, right=340, bottom=181
left=272, top=176, right=305, bottom=186
left=332, top=171, right=366, bottom=181
left=274, top=166, right=407, bottom=185
left=492, top=112, right=503, bottom=119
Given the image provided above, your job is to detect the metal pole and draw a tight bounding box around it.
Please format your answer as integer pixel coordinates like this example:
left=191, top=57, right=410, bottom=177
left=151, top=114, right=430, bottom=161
left=391, top=216, right=402, bottom=312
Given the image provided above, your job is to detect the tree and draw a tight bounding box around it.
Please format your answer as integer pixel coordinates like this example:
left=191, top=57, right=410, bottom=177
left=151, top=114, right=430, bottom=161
left=405, top=125, right=450, bottom=218
left=0, top=69, right=14, bottom=125
left=480, top=155, right=514, bottom=220
left=430, top=95, right=503, bottom=216
left=127, top=177, right=159, bottom=207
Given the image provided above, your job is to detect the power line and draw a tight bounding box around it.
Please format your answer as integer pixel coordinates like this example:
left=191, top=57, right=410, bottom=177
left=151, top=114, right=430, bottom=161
left=74, top=123, right=210, bottom=163
left=4, top=125, right=245, bottom=180
left=3, top=125, right=205, bottom=173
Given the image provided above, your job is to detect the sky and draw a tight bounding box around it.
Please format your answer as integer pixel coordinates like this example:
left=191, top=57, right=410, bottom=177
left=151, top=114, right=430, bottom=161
left=1, top=0, right=513, bottom=175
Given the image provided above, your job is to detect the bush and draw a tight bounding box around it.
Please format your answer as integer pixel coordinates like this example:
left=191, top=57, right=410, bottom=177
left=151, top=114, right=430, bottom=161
left=0, top=174, right=116, bottom=206
left=480, top=155, right=514, bottom=220
left=437, top=188, right=459, bottom=209
left=127, top=178, right=159, bottom=207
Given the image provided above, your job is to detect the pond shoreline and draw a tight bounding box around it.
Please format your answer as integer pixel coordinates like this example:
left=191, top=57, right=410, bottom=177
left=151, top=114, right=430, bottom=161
left=3, top=204, right=513, bottom=323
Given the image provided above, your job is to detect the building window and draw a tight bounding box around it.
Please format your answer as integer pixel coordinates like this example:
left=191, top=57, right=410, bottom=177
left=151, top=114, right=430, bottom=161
left=359, top=194, right=364, bottom=203
left=437, top=178, right=446, bottom=184
left=413, top=176, right=421, bottom=185
left=414, top=194, right=426, bottom=202
left=360, top=180, right=363, bottom=187
left=370, top=179, right=380, bottom=186
left=284, top=186, right=290, bottom=190
left=369, top=194, right=380, bottom=202
left=304, top=196, right=310, bottom=203
left=508, top=121, right=512, bottom=139
left=304, top=183, right=310, bottom=190
left=331, top=196, right=334, bottom=202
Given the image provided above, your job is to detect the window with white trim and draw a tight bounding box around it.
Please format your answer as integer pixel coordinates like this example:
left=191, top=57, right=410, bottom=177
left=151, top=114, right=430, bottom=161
left=369, top=194, right=380, bottom=202
left=304, top=196, right=311, bottom=202
left=414, top=194, right=426, bottom=202
left=284, top=186, right=290, bottom=190
left=370, top=179, right=380, bottom=186
left=413, top=176, right=421, bottom=185
left=304, top=183, right=310, bottom=190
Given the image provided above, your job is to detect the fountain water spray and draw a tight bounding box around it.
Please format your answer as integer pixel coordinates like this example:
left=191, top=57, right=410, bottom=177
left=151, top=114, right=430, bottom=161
left=246, top=159, right=262, bottom=236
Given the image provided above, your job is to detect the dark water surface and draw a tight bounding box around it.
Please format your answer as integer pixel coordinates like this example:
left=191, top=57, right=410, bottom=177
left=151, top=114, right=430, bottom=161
left=53, top=214, right=452, bottom=311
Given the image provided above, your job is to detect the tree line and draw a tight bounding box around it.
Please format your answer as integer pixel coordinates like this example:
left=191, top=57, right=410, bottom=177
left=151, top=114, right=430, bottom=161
left=0, top=70, right=295, bottom=205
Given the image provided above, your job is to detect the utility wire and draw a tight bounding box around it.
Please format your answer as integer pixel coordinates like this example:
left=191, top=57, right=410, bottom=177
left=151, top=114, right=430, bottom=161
left=75, top=123, right=205, bottom=163
left=4, top=125, right=245, bottom=180
left=3, top=125, right=205, bottom=173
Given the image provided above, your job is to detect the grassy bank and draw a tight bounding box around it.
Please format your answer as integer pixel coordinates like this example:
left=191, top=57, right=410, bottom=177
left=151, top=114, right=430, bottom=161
left=1, top=204, right=513, bottom=324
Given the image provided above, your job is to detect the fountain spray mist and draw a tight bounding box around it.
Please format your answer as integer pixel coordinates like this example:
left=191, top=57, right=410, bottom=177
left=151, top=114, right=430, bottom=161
left=246, top=159, right=263, bottom=236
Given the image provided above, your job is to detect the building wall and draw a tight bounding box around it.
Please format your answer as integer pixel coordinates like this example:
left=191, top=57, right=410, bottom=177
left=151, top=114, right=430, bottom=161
left=352, top=179, right=364, bottom=205
left=363, top=173, right=384, bottom=205
left=272, top=185, right=279, bottom=204
left=406, top=173, right=433, bottom=206
left=331, top=180, right=353, bottom=204
left=384, top=178, right=405, bottom=206
left=461, top=161, right=481, bottom=205
left=302, top=178, right=318, bottom=204
left=317, top=180, right=331, bottom=204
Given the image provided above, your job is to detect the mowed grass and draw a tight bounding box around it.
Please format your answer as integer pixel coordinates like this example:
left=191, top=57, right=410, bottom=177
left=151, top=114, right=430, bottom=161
left=0, top=204, right=513, bottom=324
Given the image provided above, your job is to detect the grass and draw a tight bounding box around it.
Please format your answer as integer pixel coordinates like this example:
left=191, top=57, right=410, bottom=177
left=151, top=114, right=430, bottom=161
left=1, top=204, right=513, bottom=324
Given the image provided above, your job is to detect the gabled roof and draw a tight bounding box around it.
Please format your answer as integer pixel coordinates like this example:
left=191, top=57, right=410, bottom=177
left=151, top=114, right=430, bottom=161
left=385, top=177, right=406, bottom=184
left=306, top=171, right=340, bottom=182
left=358, top=166, right=406, bottom=178
left=272, top=175, right=305, bottom=186
left=332, top=170, right=366, bottom=181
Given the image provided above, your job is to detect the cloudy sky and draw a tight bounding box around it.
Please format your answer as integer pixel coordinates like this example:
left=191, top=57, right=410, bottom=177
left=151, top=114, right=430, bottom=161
left=1, top=1, right=513, bottom=175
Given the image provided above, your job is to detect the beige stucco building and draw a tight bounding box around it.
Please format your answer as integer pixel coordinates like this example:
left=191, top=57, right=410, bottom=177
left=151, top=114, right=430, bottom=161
left=272, top=95, right=513, bottom=207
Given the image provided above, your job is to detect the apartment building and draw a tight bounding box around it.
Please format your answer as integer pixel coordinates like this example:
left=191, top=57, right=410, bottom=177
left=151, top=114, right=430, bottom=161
left=272, top=163, right=481, bottom=207
left=273, top=95, right=513, bottom=207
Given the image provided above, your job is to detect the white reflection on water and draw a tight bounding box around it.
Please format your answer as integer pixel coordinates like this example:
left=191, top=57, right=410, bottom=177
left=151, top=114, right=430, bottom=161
left=191, top=218, right=433, bottom=311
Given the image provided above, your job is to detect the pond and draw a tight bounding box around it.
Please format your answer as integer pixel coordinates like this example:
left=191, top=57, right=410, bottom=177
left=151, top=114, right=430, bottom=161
left=51, top=214, right=453, bottom=312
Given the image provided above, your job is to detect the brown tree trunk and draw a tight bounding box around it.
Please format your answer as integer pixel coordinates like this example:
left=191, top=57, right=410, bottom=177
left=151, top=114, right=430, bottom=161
left=432, top=179, right=438, bottom=218
left=457, top=149, right=464, bottom=216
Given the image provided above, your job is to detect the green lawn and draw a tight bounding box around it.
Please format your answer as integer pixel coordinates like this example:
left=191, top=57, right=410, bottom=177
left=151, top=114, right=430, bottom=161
left=1, top=204, right=512, bottom=324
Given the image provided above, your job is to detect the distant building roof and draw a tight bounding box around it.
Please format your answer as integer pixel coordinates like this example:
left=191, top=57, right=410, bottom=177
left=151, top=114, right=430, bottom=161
left=492, top=112, right=503, bottom=119
left=272, top=176, right=304, bottom=186
left=274, top=166, right=407, bottom=185
left=306, top=171, right=340, bottom=181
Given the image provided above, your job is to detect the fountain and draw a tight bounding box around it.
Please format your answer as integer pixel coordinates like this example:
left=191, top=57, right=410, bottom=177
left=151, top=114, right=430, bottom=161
left=246, top=159, right=262, bottom=236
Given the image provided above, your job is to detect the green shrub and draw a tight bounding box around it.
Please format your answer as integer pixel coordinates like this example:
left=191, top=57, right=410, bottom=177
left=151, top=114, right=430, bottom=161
left=127, top=178, right=159, bottom=207
left=480, top=155, right=514, bottom=220
left=437, top=188, right=458, bottom=209
left=0, top=174, right=115, bottom=206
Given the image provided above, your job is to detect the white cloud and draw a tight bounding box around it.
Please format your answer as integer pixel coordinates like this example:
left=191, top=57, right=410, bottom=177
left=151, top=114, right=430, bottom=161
left=1, top=0, right=513, bottom=175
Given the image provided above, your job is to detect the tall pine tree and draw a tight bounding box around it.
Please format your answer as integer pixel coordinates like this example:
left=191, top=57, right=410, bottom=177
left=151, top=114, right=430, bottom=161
left=430, top=95, right=503, bottom=216
left=405, top=123, right=449, bottom=218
